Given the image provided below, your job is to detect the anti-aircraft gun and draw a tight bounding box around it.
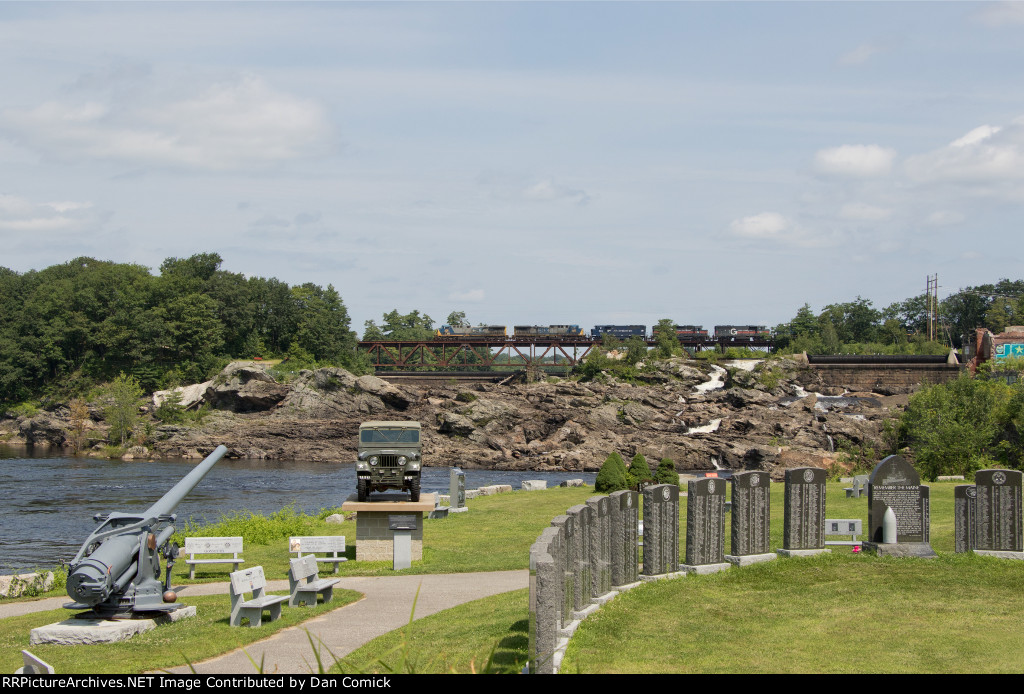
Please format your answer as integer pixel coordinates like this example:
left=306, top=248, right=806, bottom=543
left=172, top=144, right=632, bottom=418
left=64, top=445, right=227, bottom=618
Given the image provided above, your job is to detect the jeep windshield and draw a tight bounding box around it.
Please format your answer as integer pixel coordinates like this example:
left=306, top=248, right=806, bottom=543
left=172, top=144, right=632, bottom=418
left=360, top=429, right=419, bottom=444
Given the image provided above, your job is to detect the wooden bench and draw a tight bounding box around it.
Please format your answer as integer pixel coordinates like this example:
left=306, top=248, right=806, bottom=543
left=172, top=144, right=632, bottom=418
left=288, top=536, right=348, bottom=574
left=288, top=555, right=341, bottom=607
left=184, top=537, right=244, bottom=579
left=228, top=566, right=289, bottom=627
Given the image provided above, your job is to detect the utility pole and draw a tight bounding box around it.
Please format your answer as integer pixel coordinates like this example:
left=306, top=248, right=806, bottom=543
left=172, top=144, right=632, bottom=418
left=926, top=274, right=939, bottom=342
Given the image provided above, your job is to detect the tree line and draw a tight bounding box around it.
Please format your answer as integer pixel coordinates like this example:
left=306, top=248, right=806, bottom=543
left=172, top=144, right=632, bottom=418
left=0, top=253, right=362, bottom=404
left=772, top=279, right=1024, bottom=354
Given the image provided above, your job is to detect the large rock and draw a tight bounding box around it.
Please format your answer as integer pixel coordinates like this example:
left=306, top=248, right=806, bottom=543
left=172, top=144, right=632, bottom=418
left=205, top=364, right=289, bottom=412
left=18, top=413, right=68, bottom=446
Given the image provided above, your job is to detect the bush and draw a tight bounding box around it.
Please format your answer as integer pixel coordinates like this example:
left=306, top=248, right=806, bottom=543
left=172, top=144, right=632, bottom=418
left=654, top=458, right=680, bottom=485
left=627, top=454, right=653, bottom=488
left=595, top=452, right=629, bottom=493
left=897, top=374, right=1020, bottom=480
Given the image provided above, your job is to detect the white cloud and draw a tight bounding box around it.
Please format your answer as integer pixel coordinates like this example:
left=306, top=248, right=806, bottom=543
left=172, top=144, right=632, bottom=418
left=839, top=42, right=887, bottom=66
left=730, top=212, right=789, bottom=240
left=973, top=1, right=1024, bottom=26
left=839, top=202, right=892, bottom=221
left=521, top=179, right=590, bottom=205
left=814, top=144, right=896, bottom=177
left=0, top=74, right=334, bottom=171
left=904, top=119, right=1024, bottom=182
left=925, top=210, right=965, bottom=226
left=0, top=194, right=100, bottom=233
left=448, top=289, right=485, bottom=303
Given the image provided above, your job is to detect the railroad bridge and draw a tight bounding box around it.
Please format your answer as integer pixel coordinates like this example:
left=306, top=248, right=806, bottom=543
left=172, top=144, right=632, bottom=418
left=358, top=335, right=774, bottom=369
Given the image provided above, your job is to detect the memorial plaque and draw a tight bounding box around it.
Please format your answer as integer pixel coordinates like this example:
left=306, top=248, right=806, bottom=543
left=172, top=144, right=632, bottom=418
left=867, top=455, right=929, bottom=543
left=642, top=484, right=679, bottom=576
left=685, top=478, right=726, bottom=566
left=586, top=496, right=613, bottom=596
left=974, top=469, right=1023, bottom=552
left=450, top=468, right=466, bottom=509
left=954, top=485, right=977, bottom=553
left=731, top=471, right=771, bottom=556
left=783, top=467, right=827, bottom=550
left=609, top=490, right=639, bottom=586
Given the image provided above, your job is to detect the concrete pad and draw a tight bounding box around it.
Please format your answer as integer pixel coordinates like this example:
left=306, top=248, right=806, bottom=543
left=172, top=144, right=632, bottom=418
left=679, top=562, right=731, bottom=575
left=776, top=548, right=832, bottom=558
left=30, top=606, right=198, bottom=645
left=639, top=570, right=687, bottom=582
left=973, top=549, right=1024, bottom=561
left=863, top=542, right=937, bottom=558
left=725, top=552, right=778, bottom=567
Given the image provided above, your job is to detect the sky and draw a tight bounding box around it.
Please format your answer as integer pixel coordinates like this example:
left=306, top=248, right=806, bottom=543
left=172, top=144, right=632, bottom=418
left=2, top=1, right=1024, bottom=336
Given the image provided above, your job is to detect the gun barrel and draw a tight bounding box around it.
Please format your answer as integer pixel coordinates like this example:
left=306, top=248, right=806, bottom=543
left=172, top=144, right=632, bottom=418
left=144, top=445, right=228, bottom=519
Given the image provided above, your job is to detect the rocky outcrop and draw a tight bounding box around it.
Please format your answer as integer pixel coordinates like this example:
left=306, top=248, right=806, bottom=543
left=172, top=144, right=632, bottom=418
left=2, top=358, right=905, bottom=478
left=204, top=364, right=290, bottom=412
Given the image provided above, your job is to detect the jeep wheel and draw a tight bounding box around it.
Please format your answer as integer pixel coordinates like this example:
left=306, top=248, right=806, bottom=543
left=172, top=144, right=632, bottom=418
left=408, top=477, right=420, bottom=502
left=357, top=478, right=369, bottom=502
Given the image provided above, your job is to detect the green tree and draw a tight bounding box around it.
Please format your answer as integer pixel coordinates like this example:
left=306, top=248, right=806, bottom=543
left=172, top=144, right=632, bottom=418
left=99, top=373, right=144, bottom=446
left=627, top=453, right=653, bottom=488
left=654, top=458, right=680, bottom=485
left=652, top=319, right=681, bottom=358
left=595, top=452, right=629, bottom=493
left=898, top=374, right=1014, bottom=479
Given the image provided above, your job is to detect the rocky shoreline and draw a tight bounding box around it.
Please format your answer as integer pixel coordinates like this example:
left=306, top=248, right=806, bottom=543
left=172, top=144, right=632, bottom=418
left=1, top=357, right=907, bottom=480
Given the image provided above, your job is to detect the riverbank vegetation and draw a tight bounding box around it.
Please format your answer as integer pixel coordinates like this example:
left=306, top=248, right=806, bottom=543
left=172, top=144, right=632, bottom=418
left=0, top=253, right=367, bottom=407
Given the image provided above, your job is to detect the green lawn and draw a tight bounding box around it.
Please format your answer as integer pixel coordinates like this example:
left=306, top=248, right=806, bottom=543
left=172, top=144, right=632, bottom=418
left=0, top=590, right=361, bottom=674
left=345, top=480, right=1024, bottom=674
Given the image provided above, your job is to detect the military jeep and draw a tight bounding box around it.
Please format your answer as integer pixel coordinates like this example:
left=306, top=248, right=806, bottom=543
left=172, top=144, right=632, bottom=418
left=355, top=421, right=422, bottom=502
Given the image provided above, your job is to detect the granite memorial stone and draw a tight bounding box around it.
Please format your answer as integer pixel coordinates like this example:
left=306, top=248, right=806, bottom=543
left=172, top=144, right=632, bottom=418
left=549, top=515, right=576, bottom=627
left=974, top=469, right=1023, bottom=556
left=867, top=455, right=930, bottom=543
left=954, top=485, right=977, bottom=553
left=609, top=490, right=639, bottom=587
left=726, top=471, right=774, bottom=566
left=780, top=467, right=828, bottom=556
left=586, top=496, right=613, bottom=599
left=682, top=477, right=729, bottom=574
left=566, top=504, right=595, bottom=611
left=642, top=484, right=680, bottom=577
left=450, top=468, right=467, bottom=512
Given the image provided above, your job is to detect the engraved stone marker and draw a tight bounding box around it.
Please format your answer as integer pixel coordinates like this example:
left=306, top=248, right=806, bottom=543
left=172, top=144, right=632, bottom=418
left=642, top=484, right=680, bottom=577
left=586, top=496, right=613, bottom=598
left=867, top=455, right=929, bottom=543
left=529, top=526, right=562, bottom=675
left=609, top=490, right=639, bottom=587
left=566, top=504, right=594, bottom=612
left=549, top=515, right=576, bottom=627
left=779, top=467, right=829, bottom=556
left=450, top=468, right=467, bottom=511
left=726, top=471, right=775, bottom=566
left=681, top=477, right=730, bottom=574
left=864, top=455, right=936, bottom=558
left=974, top=469, right=1023, bottom=557
left=954, top=485, right=977, bottom=553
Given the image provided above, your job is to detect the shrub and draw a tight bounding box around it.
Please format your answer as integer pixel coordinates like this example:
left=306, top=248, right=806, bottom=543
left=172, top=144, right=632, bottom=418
left=626, top=454, right=653, bottom=488
left=654, top=458, right=680, bottom=485
left=595, top=452, right=629, bottom=493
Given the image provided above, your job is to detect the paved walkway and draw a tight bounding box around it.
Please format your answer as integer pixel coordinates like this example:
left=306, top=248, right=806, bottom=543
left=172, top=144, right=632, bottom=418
left=3, top=571, right=529, bottom=674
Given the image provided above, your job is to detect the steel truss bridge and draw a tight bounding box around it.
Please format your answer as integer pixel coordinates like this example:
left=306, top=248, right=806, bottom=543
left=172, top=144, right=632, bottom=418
left=359, top=336, right=774, bottom=369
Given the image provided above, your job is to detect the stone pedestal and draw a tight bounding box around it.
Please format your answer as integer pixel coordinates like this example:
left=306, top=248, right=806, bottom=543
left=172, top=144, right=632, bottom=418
left=862, top=542, right=937, bottom=559
left=30, top=606, right=197, bottom=645
left=973, top=549, right=1024, bottom=561
left=341, top=494, right=436, bottom=562
left=725, top=552, right=777, bottom=567
left=679, top=561, right=730, bottom=575
left=776, top=548, right=831, bottom=558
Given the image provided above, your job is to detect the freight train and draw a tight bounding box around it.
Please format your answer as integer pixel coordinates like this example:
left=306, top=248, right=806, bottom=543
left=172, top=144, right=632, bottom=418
left=435, top=324, right=770, bottom=341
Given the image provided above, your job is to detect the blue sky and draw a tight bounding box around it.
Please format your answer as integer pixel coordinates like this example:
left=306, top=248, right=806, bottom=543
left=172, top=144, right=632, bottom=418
left=2, top=1, right=1023, bottom=336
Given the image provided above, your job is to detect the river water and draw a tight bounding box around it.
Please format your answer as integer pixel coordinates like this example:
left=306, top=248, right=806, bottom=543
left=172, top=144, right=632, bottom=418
left=0, top=445, right=595, bottom=572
